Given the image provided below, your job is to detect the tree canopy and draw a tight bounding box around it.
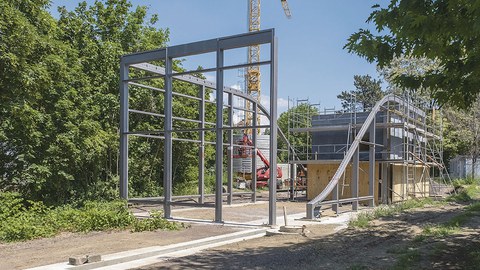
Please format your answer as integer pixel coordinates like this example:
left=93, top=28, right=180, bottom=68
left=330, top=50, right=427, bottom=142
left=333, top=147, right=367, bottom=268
left=277, top=103, right=320, bottom=161
left=345, top=0, right=480, bottom=108
left=0, top=0, right=212, bottom=204
left=337, top=75, right=385, bottom=112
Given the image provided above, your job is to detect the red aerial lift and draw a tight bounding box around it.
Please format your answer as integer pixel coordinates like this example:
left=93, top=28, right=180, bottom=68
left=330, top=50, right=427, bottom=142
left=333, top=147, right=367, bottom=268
left=235, top=134, right=282, bottom=188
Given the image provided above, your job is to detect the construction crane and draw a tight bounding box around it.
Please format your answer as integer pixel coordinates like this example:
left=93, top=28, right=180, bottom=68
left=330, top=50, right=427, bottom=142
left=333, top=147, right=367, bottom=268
left=245, top=0, right=291, bottom=134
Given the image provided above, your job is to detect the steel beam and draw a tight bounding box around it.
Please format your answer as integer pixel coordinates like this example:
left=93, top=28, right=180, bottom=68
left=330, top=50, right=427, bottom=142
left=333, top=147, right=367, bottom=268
left=121, top=48, right=166, bottom=65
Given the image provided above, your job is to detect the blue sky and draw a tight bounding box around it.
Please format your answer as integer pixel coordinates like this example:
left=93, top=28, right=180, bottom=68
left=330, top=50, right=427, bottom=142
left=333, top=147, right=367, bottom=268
left=50, top=0, right=387, bottom=113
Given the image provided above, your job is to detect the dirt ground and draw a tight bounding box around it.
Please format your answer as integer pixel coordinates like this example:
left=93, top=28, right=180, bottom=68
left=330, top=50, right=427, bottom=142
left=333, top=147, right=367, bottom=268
left=134, top=202, right=480, bottom=270
left=0, top=224, right=242, bottom=270
left=2, top=193, right=479, bottom=270
left=0, top=194, right=308, bottom=270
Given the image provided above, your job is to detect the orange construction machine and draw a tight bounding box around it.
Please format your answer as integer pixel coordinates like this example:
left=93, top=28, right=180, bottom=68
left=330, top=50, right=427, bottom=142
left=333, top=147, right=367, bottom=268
left=235, top=134, right=282, bottom=188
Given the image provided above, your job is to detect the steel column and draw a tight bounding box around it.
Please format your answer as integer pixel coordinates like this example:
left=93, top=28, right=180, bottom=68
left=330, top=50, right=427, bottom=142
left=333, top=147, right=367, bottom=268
left=163, top=52, right=173, bottom=219
left=352, top=147, right=359, bottom=211
left=119, top=61, right=129, bottom=199
left=227, top=93, right=233, bottom=205
left=332, top=183, right=339, bottom=214
left=269, top=34, right=278, bottom=226
left=369, top=118, right=376, bottom=207
left=198, top=85, right=205, bottom=204
left=289, top=163, right=296, bottom=201
left=215, top=47, right=224, bottom=223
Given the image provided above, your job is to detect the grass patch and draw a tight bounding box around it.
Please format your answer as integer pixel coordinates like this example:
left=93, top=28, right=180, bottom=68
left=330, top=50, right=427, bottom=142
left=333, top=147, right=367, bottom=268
left=422, top=224, right=459, bottom=237
left=0, top=192, right=181, bottom=242
left=391, top=247, right=421, bottom=270
left=448, top=179, right=480, bottom=203
left=429, top=242, right=448, bottom=257
left=347, top=264, right=368, bottom=270
left=469, top=250, right=480, bottom=266
left=467, top=201, right=480, bottom=212
left=349, top=198, right=439, bottom=228
left=349, top=211, right=373, bottom=228
left=420, top=193, right=480, bottom=239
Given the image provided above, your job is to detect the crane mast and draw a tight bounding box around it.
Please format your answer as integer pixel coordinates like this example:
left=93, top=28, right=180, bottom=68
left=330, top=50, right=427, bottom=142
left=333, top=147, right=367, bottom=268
left=245, top=0, right=290, bottom=134
left=246, top=0, right=261, bottom=134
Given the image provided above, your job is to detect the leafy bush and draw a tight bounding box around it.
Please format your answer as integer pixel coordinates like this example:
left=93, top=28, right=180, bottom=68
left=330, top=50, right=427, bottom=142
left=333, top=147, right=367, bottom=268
left=132, top=211, right=180, bottom=232
left=0, top=192, right=179, bottom=242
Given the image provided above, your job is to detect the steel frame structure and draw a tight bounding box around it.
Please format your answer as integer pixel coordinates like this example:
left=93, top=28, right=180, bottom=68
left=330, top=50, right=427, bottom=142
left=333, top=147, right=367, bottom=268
left=119, top=30, right=279, bottom=225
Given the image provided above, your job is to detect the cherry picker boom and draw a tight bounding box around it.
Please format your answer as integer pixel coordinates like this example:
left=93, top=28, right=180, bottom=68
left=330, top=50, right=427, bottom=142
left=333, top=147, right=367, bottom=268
left=235, top=134, right=282, bottom=188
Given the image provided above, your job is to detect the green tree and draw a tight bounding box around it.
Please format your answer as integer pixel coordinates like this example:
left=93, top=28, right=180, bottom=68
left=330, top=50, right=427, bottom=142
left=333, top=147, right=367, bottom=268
left=337, top=75, right=384, bottom=111
left=277, top=103, right=320, bottom=162
left=0, top=0, right=212, bottom=203
left=345, top=0, right=480, bottom=108
left=57, top=0, right=215, bottom=198
left=443, top=97, right=480, bottom=178
left=0, top=0, right=98, bottom=203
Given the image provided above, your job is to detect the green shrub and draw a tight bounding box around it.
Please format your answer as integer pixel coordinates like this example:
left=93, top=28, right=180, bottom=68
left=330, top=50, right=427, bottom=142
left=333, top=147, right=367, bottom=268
left=132, top=211, right=180, bottom=232
left=0, top=192, right=180, bottom=242
left=0, top=192, right=25, bottom=219
left=447, top=190, right=473, bottom=202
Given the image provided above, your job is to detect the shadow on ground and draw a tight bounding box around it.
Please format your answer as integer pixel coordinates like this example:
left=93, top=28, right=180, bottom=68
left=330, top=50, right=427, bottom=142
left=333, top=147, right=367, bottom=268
left=134, top=202, right=480, bottom=270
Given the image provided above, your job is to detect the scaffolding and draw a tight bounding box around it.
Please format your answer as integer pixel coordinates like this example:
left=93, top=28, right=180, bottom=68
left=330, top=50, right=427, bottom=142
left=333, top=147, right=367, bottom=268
left=286, top=93, right=453, bottom=219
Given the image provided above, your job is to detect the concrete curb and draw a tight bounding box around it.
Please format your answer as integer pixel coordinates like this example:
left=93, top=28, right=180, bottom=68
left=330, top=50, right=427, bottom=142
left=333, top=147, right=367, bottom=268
left=26, top=228, right=267, bottom=270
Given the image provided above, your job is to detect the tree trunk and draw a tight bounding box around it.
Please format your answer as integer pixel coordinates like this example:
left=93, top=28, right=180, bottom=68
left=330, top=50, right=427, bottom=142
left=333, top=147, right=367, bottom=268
left=472, top=156, right=477, bottom=179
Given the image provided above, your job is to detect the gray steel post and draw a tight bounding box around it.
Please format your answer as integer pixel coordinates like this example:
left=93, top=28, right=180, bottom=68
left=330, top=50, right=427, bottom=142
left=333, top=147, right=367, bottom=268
left=163, top=53, right=173, bottom=219
left=215, top=47, right=224, bottom=223
left=269, top=34, right=278, bottom=226
left=199, top=85, right=205, bottom=204
left=227, top=93, right=233, bottom=205
left=306, top=203, right=314, bottom=220
left=352, top=147, right=359, bottom=211
left=289, top=163, right=296, bottom=201
left=369, top=118, right=376, bottom=207
left=381, top=164, right=387, bottom=204
left=332, top=182, right=339, bottom=214
left=252, top=103, right=257, bottom=203
left=119, top=61, right=129, bottom=200
left=383, top=101, right=390, bottom=204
